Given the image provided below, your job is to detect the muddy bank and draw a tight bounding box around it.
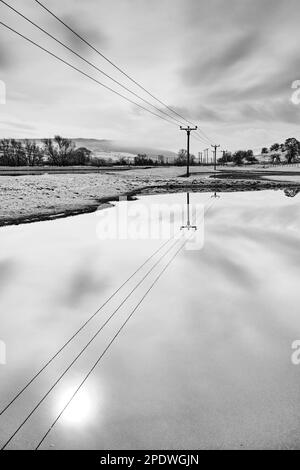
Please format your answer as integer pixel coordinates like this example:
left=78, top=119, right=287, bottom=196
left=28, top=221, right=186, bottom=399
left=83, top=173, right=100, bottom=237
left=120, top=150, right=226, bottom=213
left=138, top=178, right=300, bottom=195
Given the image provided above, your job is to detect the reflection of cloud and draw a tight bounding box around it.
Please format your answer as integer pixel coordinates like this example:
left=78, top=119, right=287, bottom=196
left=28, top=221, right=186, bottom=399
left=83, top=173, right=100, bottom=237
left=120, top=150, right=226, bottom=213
left=62, top=259, right=109, bottom=308
left=212, top=219, right=300, bottom=267
left=0, top=258, right=17, bottom=292
left=193, top=248, right=258, bottom=289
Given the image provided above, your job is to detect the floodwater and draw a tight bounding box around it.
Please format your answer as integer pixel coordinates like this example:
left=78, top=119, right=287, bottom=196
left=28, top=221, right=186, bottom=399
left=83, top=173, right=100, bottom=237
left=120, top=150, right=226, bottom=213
left=1, top=190, right=300, bottom=450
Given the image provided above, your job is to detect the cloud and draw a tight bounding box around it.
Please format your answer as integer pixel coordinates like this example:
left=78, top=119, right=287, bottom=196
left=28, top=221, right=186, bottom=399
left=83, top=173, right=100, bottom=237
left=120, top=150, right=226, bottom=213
left=236, top=100, right=300, bottom=124
left=182, top=32, right=261, bottom=86
left=210, top=55, right=300, bottom=105
left=1, top=0, right=300, bottom=150
left=59, top=13, right=108, bottom=55
left=0, top=119, right=36, bottom=131
left=0, top=40, right=12, bottom=69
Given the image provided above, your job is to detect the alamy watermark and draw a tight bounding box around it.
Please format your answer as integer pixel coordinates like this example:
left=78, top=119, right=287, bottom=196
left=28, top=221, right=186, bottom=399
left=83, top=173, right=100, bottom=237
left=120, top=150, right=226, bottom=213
left=96, top=195, right=205, bottom=251
left=291, top=340, right=300, bottom=365
left=291, top=80, right=300, bottom=105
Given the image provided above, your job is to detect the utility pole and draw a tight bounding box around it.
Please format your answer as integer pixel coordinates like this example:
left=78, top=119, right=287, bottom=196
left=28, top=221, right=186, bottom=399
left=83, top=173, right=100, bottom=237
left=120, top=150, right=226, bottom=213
left=205, top=148, right=209, bottom=165
left=211, top=144, right=220, bottom=171
left=180, top=126, right=198, bottom=177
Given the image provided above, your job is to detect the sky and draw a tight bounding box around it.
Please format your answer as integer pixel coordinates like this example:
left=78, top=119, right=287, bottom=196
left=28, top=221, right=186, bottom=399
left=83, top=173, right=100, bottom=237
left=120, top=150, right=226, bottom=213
left=0, top=0, right=300, bottom=154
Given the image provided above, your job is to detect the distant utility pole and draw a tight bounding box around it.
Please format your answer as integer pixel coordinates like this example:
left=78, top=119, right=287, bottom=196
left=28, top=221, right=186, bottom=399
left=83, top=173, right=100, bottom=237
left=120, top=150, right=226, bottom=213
left=180, top=126, right=198, bottom=177
left=221, top=150, right=227, bottom=165
left=211, top=144, right=220, bottom=171
left=204, top=148, right=209, bottom=165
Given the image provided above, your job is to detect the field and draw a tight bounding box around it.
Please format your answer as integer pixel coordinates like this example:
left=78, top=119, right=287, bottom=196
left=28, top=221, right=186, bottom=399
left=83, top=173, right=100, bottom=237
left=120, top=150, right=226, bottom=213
left=1, top=166, right=300, bottom=227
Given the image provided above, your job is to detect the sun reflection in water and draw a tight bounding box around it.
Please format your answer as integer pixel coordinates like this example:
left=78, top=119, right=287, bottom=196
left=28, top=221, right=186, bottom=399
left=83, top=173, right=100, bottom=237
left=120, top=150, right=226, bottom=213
left=56, top=385, right=94, bottom=426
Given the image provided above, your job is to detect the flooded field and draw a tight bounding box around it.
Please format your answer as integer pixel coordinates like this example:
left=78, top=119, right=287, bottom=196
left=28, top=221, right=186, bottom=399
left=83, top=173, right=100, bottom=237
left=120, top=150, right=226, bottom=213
left=1, top=190, right=300, bottom=450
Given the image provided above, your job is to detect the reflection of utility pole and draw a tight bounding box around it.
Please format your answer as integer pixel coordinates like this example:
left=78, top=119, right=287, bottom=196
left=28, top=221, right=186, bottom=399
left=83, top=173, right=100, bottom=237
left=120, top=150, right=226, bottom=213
left=211, top=144, right=220, bottom=171
left=180, top=126, right=198, bottom=177
left=180, top=193, right=197, bottom=230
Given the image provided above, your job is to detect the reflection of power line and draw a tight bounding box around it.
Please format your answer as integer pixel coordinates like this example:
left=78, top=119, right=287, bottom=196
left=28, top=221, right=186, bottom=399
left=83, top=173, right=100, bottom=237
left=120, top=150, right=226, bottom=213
left=1, top=235, right=185, bottom=450
left=180, top=193, right=197, bottom=231
left=0, top=192, right=211, bottom=425
left=35, top=234, right=194, bottom=450
left=0, top=235, right=173, bottom=418
left=36, top=195, right=220, bottom=449
left=2, top=195, right=218, bottom=449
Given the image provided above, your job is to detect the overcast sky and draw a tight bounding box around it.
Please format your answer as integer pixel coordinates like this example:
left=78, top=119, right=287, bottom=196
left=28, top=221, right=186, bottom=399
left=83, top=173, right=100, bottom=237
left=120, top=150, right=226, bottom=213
left=1, top=0, right=300, bottom=153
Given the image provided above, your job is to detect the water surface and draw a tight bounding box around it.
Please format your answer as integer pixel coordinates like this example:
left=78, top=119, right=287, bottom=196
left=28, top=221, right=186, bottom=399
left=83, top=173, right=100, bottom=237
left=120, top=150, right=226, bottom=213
left=1, top=190, right=300, bottom=450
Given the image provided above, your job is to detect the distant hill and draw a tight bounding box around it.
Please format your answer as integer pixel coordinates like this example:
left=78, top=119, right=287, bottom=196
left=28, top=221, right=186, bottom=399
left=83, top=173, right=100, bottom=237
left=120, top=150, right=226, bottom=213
left=15, top=138, right=177, bottom=162
left=73, top=138, right=177, bottom=161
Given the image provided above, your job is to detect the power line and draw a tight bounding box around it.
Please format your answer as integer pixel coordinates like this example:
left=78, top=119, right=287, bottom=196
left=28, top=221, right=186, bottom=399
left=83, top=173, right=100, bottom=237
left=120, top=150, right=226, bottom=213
left=1, top=235, right=184, bottom=450
left=0, top=0, right=189, bottom=128
left=0, top=236, right=172, bottom=418
left=0, top=4, right=215, bottom=145
left=0, top=19, right=213, bottom=148
left=35, top=235, right=191, bottom=450
left=0, top=21, right=180, bottom=128
left=33, top=0, right=214, bottom=144
left=192, top=134, right=212, bottom=146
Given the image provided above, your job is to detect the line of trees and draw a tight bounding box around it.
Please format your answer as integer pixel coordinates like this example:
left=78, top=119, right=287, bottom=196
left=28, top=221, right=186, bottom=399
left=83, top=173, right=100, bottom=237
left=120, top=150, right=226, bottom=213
left=218, top=150, right=257, bottom=166
left=91, top=153, right=169, bottom=167
left=0, top=137, right=171, bottom=167
left=175, top=149, right=196, bottom=166
left=262, top=138, right=300, bottom=164
left=216, top=137, right=300, bottom=166
left=0, top=136, right=92, bottom=167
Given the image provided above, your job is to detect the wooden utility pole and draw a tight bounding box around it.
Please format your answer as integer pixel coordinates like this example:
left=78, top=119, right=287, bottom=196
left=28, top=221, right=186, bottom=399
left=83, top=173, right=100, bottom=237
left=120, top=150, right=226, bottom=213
left=211, top=144, right=220, bottom=171
left=180, top=126, right=198, bottom=177
left=204, top=148, right=208, bottom=164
